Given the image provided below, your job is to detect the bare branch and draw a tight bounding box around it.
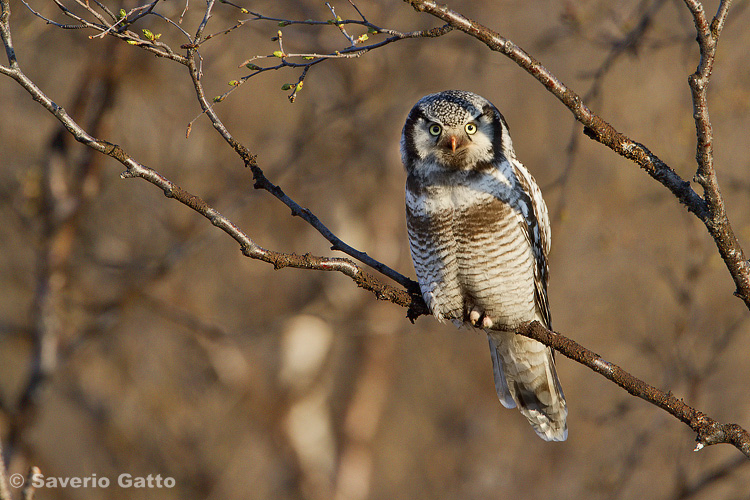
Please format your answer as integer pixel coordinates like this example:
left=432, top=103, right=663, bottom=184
left=0, top=14, right=425, bottom=320
left=516, top=321, right=750, bottom=458
left=182, top=24, right=423, bottom=294
left=0, top=0, right=17, bottom=70
left=682, top=0, right=750, bottom=305
left=20, top=0, right=189, bottom=64
left=549, top=0, right=671, bottom=224
left=117, top=160, right=420, bottom=312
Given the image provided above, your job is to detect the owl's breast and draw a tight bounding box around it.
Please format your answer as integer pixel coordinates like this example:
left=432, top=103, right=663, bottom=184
left=406, top=169, right=538, bottom=329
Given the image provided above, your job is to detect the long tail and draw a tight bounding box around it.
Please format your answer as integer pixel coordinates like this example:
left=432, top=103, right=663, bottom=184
left=488, top=331, right=568, bottom=441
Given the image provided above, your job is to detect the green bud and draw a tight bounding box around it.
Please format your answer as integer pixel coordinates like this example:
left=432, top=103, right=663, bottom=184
left=245, top=63, right=261, bottom=70
left=281, top=83, right=293, bottom=91
left=272, top=50, right=284, bottom=58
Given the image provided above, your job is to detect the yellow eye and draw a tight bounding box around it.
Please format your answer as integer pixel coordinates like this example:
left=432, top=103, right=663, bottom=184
left=465, top=122, right=478, bottom=135
left=428, top=124, right=442, bottom=136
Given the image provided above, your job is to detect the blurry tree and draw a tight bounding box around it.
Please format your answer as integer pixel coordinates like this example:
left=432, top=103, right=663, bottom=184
left=0, top=0, right=749, bottom=499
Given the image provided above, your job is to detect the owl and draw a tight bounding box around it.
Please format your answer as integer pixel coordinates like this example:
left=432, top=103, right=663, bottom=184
left=401, top=90, right=567, bottom=441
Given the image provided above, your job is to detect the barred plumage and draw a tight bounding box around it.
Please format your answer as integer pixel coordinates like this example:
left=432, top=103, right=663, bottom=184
left=401, top=90, right=567, bottom=441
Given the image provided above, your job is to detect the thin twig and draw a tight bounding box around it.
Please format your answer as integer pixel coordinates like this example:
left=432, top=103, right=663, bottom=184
left=0, top=0, right=17, bottom=70
left=348, top=0, right=368, bottom=22
left=326, top=2, right=356, bottom=45
left=672, top=454, right=747, bottom=499
left=21, top=0, right=188, bottom=64
left=182, top=4, right=429, bottom=293
left=4, top=66, right=422, bottom=318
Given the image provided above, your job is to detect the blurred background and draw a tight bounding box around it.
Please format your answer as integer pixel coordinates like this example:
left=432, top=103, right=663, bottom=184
left=1, top=0, right=749, bottom=498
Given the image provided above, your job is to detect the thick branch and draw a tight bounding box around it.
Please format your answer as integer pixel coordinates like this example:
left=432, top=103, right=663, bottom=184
left=517, top=321, right=750, bottom=458
left=404, top=0, right=750, bottom=309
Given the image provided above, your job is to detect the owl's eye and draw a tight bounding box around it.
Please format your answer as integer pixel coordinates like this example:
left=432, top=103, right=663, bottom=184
left=428, top=124, right=442, bottom=136
left=465, top=122, right=478, bottom=135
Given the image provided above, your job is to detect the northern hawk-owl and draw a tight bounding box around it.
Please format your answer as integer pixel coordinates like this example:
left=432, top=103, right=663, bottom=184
left=401, top=90, right=567, bottom=441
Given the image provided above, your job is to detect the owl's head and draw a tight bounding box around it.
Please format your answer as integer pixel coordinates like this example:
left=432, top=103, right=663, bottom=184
left=400, top=90, right=514, bottom=174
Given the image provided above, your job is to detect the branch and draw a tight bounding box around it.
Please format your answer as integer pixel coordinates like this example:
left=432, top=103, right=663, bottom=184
left=182, top=3, right=424, bottom=295
left=20, top=0, right=189, bottom=64
left=0, top=42, right=424, bottom=320
left=12, top=0, right=442, bottom=299
left=403, top=0, right=750, bottom=310
left=3, top=0, right=430, bottom=321
left=517, top=321, right=750, bottom=458
left=682, top=0, right=750, bottom=305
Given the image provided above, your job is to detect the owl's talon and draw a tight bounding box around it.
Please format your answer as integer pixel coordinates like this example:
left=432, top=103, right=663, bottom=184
left=469, top=310, right=481, bottom=326
left=467, top=309, right=493, bottom=329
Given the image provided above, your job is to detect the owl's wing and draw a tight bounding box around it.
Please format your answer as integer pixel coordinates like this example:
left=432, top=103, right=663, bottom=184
left=511, top=161, right=551, bottom=328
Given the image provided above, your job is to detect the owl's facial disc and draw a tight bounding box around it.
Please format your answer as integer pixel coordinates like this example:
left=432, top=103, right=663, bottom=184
left=424, top=118, right=490, bottom=170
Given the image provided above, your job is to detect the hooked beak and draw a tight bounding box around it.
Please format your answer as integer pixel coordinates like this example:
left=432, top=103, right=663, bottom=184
left=442, top=134, right=464, bottom=153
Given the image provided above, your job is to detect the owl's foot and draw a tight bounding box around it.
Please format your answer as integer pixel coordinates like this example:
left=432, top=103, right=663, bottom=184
left=468, top=309, right=494, bottom=329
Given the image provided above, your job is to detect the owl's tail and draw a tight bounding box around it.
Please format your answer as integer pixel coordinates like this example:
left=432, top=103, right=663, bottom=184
left=487, top=331, right=568, bottom=441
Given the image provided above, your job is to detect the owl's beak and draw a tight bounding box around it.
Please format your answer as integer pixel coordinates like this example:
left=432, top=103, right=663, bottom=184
left=443, top=134, right=464, bottom=153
